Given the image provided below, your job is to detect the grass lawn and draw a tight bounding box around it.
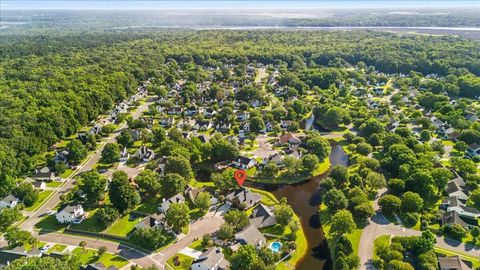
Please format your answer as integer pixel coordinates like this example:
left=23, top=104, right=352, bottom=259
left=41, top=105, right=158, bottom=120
left=166, top=253, right=195, bottom=270
left=106, top=214, right=142, bottom=237
left=134, top=196, right=162, bottom=214
left=35, top=214, right=67, bottom=232
left=249, top=187, right=279, bottom=206
left=46, top=181, right=63, bottom=188
left=276, top=214, right=307, bottom=270
left=318, top=203, right=363, bottom=267
left=373, top=235, right=390, bottom=259
left=70, top=209, right=107, bottom=232
left=72, top=247, right=128, bottom=268
left=434, top=247, right=480, bottom=268
left=313, top=157, right=330, bottom=176
left=25, top=190, right=53, bottom=211
left=249, top=157, right=331, bottom=184
left=188, top=239, right=206, bottom=251
left=48, top=244, right=67, bottom=254
left=60, top=169, right=74, bottom=179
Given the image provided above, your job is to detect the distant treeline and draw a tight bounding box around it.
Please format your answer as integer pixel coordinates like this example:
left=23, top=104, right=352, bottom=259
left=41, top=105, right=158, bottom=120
left=0, top=30, right=479, bottom=194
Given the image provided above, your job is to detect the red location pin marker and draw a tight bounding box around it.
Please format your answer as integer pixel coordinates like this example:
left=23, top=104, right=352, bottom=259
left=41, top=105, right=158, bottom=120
left=234, top=169, right=247, bottom=187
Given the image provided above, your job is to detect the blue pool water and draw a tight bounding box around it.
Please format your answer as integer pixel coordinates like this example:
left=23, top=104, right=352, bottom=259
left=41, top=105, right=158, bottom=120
left=270, top=241, right=282, bottom=253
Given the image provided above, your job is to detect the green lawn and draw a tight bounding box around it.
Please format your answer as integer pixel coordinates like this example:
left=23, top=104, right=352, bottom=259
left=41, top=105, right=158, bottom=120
left=249, top=187, right=279, bottom=206
left=134, top=196, right=162, bottom=214
left=106, top=214, right=141, bottom=237
left=166, top=253, right=195, bottom=270
left=46, top=181, right=63, bottom=188
left=25, top=190, right=54, bottom=211
left=35, top=214, right=67, bottom=232
left=72, top=247, right=128, bottom=268
left=373, top=235, right=390, bottom=259
left=48, top=244, right=67, bottom=254
left=276, top=214, right=307, bottom=270
left=60, top=169, right=74, bottom=178
left=188, top=239, right=206, bottom=251
left=69, top=209, right=107, bottom=232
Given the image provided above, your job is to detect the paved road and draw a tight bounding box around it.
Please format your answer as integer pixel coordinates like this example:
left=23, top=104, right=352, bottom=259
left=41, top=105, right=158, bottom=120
left=18, top=99, right=154, bottom=232
left=359, top=188, right=480, bottom=270
left=35, top=231, right=161, bottom=269
left=153, top=212, right=224, bottom=266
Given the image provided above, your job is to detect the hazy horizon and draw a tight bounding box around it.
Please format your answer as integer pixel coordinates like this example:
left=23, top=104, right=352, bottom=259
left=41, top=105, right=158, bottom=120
left=2, top=0, right=479, bottom=10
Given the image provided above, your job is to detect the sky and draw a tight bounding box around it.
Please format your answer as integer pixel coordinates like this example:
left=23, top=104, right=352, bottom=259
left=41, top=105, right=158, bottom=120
left=2, top=0, right=479, bottom=10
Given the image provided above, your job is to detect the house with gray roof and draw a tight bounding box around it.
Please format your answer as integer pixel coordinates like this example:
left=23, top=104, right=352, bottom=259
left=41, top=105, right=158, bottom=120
left=235, top=224, right=266, bottom=248
left=249, top=204, right=277, bottom=228
left=0, top=195, right=20, bottom=210
left=438, top=255, right=472, bottom=270
left=190, top=247, right=229, bottom=270
left=226, top=188, right=261, bottom=210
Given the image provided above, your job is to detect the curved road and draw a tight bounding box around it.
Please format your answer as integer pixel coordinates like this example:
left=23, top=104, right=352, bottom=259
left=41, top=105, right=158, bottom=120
left=359, top=189, right=480, bottom=270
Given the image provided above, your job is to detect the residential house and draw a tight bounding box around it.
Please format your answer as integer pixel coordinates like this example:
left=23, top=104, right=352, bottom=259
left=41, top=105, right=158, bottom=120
left=0, top=195, right=20, bottom=209
left=232, top=156, right=257, bottom=170
left=204, top=108, right=216, bottom=118
left=53, top=149, right=69, bottom=165
left=441, top=211, right=475, bottom=230
left=235, top=111, right=249, bottom=122
left=278, top=132, right=301, bottom=145
left=135, top=214, right=165, bottom=230
left=158, top=193, right=185, bottom=213
left=130, top=129, right=142, bottom=141
left=438, top=255, right=473, bottom=270
left=262, top=153, right=283, bottom=166
left=226, top=188, right=261, bottom=209
left=168, top=106, right=183, bottom=115
left=280, top=120, right=294, bottom=129
left=56, top=205, right=85, bottom=224
left=235, top=224, right=266, bottom=248
left=264, top=121, right=274, bottom=132
left=441, top=196, right=480, bottom=220
left=467, top=143, right=480, bottom=157
left=160, top=117, right=175, bottom=128
left=196, top=134, right=210, bottom=143
left=135, top=146, right=155, bottom=162
left=191, top=247, right=229, bottom=270
left=185, top=186, right=218, bottom=206
left=31, top=181, right=46, bottom=191
left=185, top=106, right=199, bottom=116
left=443, top=128, right=460, bottom=141
left=119, top=147, right=129, bottom=162
left=446, top=177, right=469, bottom=202
left=193, top=120, right=213, bottom=131
left=249, top=204, right=277, bottom=228
left=0, top=247, right=42, bottom=267
left=239, top=122, right=250, bottom=133
left=215, top=122, right=231, bottom=133
left=81, top=262, right=118, bottom=270
left=32, top=167, right=55, bottom=181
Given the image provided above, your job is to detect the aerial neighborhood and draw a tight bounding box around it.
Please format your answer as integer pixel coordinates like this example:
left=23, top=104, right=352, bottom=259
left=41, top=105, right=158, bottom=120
left=1, top=10, right=480, bottom=270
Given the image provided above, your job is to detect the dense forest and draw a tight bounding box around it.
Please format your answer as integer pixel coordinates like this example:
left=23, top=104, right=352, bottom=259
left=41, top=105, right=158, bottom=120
left=1, top=29, right=479, bottom=196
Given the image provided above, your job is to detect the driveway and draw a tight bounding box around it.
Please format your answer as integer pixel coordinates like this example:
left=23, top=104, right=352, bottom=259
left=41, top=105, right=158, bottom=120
left=153, top=213, right=224, bottom=266
left=358, top=188, right=480, bottom=270
left=35, top=231, right=161, bottom=269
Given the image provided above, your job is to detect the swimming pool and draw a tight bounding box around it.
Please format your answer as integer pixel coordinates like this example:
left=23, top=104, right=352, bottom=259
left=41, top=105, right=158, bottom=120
left=269, top=241, right=282, bottom=253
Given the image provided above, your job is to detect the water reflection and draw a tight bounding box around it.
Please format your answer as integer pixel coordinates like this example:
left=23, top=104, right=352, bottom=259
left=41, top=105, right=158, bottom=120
left=246, top=143, right=349, bottom=270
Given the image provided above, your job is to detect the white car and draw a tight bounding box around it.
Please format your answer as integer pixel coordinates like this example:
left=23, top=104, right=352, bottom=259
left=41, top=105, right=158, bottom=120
left=39, top=244, right=52, bottom=253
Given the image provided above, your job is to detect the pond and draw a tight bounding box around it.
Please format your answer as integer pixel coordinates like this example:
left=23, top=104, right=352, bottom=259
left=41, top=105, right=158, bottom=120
left=246, top=142, right=349, bottom=270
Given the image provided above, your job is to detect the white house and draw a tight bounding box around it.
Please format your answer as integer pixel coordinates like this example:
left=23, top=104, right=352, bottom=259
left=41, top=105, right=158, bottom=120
left=0, top=195, right=20, bottom=210
left=232, top=156, right=256, bottom=170
left=31, top=181, right=46, bottom=191
left=56, top=205, right=85, bottom=224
